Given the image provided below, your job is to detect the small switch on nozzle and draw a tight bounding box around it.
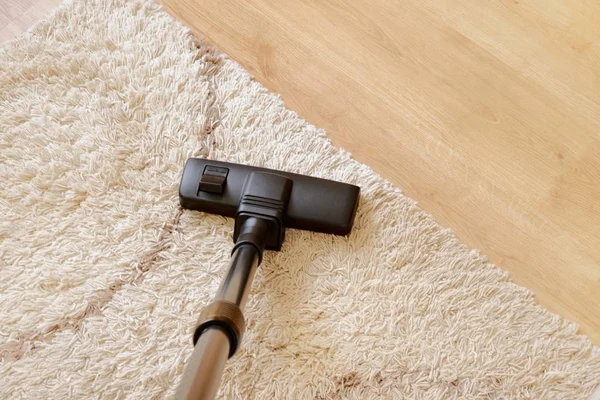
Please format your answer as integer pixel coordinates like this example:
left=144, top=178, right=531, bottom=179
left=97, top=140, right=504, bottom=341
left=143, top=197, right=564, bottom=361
left=199, top=165, right=229, bottom=194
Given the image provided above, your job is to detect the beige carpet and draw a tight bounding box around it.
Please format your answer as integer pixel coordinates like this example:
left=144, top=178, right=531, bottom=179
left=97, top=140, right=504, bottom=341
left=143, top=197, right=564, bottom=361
left=0, top=0, right=599, bottom=398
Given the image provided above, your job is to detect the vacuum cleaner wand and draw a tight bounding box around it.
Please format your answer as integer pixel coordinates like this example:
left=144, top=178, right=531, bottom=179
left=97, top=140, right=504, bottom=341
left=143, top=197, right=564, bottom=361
left=175, top=158, right=360, bottom=400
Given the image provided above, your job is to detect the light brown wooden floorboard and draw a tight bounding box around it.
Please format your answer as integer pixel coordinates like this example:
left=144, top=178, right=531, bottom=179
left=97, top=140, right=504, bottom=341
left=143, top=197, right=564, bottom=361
left=2, top=0, right=599, bottom=344
left=0, top=0, right=62, bottom=43
left=160, top=0, right=600, bottom=343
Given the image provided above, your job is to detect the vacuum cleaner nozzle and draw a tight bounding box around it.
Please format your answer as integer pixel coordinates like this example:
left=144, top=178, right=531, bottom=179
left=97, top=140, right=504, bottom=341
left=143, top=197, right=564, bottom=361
left=176, top=158, right=360, bottom=399
left=179, top=158, right=360, bottom=249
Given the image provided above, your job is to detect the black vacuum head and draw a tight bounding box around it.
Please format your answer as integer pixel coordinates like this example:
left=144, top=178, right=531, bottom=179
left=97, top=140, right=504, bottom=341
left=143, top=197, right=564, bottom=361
left=179, top=158, right=360, bottom=245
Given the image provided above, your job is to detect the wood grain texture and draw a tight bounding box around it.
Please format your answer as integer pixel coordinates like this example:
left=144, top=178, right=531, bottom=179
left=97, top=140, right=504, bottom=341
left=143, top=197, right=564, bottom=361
left=160, top=0, right=600, bottom=343
left=0, top=0, right=62, bottom=43
left=2, top=0, right=598, bottom=344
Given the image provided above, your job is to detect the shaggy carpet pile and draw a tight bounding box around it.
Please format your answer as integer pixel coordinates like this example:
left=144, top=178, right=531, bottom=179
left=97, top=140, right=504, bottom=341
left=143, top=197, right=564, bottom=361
left=0, top=0, right=599, bottom=398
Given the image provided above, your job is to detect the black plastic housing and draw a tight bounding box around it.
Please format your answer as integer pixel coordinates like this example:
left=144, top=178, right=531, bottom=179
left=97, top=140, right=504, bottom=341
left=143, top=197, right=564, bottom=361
left=179, top=158, right=360, bottom=238
left=234, top=172, right=292, bottom=250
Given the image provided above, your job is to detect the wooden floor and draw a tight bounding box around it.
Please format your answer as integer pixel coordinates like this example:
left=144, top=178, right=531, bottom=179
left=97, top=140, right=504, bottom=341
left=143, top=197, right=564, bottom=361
left=0, top=0, right=61, bottom=42
left=3, top=1, right=599, bottom=344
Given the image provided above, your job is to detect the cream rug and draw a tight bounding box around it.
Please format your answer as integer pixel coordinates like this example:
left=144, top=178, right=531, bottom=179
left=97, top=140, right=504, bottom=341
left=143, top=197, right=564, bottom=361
left=0, top=0, right=599, bottom=398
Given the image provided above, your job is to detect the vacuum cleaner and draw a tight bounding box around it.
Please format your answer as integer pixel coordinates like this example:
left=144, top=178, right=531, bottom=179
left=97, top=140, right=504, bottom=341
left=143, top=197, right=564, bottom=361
left=175, top=158, right=360, bottom=399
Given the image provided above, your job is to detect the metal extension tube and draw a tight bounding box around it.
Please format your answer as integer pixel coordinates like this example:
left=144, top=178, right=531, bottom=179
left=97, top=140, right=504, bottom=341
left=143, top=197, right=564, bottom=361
left=175, top=219, right=265, bottom=400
